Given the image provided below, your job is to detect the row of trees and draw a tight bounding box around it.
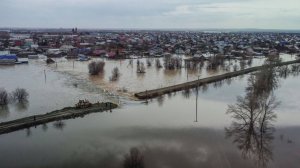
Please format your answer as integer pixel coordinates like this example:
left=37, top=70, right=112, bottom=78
left=0, top=88, right=29, bottom=105
left=139, top=56, right=251, bottom=72
left=87, top=55, right=260, bottom=81
left=88, top=61, right=121, bottom=81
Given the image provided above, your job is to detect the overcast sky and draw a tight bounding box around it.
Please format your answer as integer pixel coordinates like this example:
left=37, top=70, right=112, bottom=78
left=1, top=0, right=299, bottom=29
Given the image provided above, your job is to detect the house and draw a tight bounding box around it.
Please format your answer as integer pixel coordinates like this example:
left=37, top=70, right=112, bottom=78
left=106, top=51, right=116, bottom=58
left=92, top=49, right=106, bottom=56
left=201, top=52, right=214, bottom=59
left=77, top=54, right=90, bottom=61
left=47, top=49, right=63, bottom=57
left=60, top=45, right=75, bottom=53
left=0, top=54, right=18, bottom=65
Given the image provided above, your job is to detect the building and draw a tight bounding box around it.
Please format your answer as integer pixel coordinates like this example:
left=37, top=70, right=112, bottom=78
left=0, top=54, right=18, bottom=65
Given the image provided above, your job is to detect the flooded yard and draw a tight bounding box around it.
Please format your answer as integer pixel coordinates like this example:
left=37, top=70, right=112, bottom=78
left=0, top=61, right=120, bottom=122
left=0, top=54, right=300, bottom=168
left=49, top=54, right=295, bottom=95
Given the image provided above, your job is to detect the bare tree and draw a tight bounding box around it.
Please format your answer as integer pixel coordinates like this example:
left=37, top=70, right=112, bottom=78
left=146, top=58, right=152, bottom=67
left=258, top=94, right=279, bottom=133
left=226, top=66, right=281, bottom=168
left=110, top=67, right=120, bottom=81
left=206, top=54, right=225, bottom=70
left=164, top=56, right=182, bottom=70
left=233, top=64, right=238, bottom=71
left=137, top=62, right=146, bottom=73
left=128, top=59, right=133, bottom=66
left=248, top=67, right=278, bottom=98
left=247, top=58, right=253, bottom=66
left=0, top=88, right=8, bottom=105
left=13, top=88, right=29, bottom=102
left=88, top=61, right=105, bottom=75
left=240, top=59, right=246, bottom=70
left=226, top=92, right=278, bottom=168
left=155, top=58, right=162, bottom=69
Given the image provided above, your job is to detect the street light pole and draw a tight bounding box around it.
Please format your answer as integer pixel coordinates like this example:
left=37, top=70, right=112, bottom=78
left=195, top=75, right=200, bottom=122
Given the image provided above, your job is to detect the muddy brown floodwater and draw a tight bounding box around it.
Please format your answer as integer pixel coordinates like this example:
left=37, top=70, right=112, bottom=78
left=0, top=54, right=300, bottom=168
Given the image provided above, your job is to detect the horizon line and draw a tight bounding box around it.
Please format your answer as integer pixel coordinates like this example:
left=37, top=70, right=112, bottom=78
left=1, top=27, right=300, bottom=32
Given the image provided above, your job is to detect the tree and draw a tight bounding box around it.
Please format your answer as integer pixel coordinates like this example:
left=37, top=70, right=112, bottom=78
left=146, top=59, right=152, bottom=67
left=88, top=61, right=105, bottom=75
left=226, top=66, right=280, bottom=168
left=226, top=93, right=278, bottom=168
left=155, top=59, right=162, bottom=69
left=137, top=62, right=146, bottom=73
left=163, top=56, right=182, bottom=70
left=0, top=88, right=8, bottom=105
left=13, top=88, right=29, bottom=102
left=110, top=67, right=120, bottom=81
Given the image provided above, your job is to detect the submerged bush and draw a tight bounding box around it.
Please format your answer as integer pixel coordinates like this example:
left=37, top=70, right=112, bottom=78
left=164, top=56, right=182, bottom=70
left=13, top=88, right=29, bottom=102
left=137, top=62, right=146, bottom=73
left=155, top=59, right=162, bottom=68
left=88, top=61, right=105, bottom=75
left=110, top=67, right=120, bottom=81
left=146, top=58, right=152, bottom=67
left=0, top=88, right=8, bottom=105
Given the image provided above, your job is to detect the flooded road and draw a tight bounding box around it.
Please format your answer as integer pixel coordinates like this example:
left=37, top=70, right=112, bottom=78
left=0, top=55, right=300, bottom=168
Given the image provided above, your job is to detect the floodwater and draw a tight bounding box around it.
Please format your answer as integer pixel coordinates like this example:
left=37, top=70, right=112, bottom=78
left=0, top=54, right=300, bottom=168
left=0, top=61, right=120, bottom=122
left=48, top=54, right=295, bottom=95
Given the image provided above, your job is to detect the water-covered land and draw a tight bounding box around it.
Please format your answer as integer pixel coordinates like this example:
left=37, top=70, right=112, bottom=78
left=1, top=54, right=300, bottom=168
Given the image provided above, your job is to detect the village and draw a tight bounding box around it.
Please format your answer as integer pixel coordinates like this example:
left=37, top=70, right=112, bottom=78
left=2, top=0, right=300, bottom=167
left=1, top=29, right=300, bottom=65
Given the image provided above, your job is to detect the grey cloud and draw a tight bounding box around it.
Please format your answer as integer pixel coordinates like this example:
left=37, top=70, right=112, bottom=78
left=0, top=0, right=299, bottom=29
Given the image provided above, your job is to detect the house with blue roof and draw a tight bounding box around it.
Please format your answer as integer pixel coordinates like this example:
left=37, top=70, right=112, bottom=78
left=0, top=54, right=18, bottom=65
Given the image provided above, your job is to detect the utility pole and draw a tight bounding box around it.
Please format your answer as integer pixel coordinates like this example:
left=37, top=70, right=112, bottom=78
left=195, top=75, right=200, bottom=122
left=44, top=69, right=47, bottom=83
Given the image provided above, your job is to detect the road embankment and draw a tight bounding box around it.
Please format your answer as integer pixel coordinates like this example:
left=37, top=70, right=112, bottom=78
left=0, top=102, right=117, bottom=135
left=135, top=59, right=300, bottom=99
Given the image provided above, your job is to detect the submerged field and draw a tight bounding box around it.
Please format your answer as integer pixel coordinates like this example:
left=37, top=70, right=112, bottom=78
left=0, top=54, right=300, bottom=168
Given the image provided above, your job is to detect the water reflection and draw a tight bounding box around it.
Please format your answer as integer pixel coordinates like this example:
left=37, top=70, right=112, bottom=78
left=53, top=121, right=66, bottom=130
left=157, top=95, right=165, bottom=107
left=201, top=83, right=209, bottom=93
left=15, top=101, right=29, bottom=112
left=212, top=80, right=224, bottom=89
left=0, top=105, right=9, bottom=118
left=123, top=147, right=145, bottom=168
left=225, top=61, right=300, bottom=167
left=182, top=88, right=191, bottom=99
left=114, top=127, right=233, bottom=168
left=26, top=128, right=31, bottom=137
left=42, top=123, right=48, bottom=132
left=225, top=77, right=232, bottom=85
left=226, top=93, right=278, bottom=167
